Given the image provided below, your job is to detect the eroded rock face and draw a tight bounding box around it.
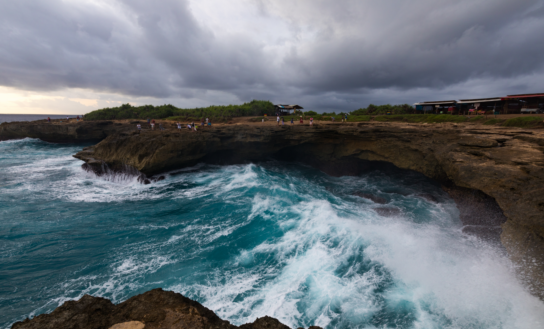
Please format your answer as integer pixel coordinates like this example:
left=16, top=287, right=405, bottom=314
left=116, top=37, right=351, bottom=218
left=11, top=289, right=318, bottom=329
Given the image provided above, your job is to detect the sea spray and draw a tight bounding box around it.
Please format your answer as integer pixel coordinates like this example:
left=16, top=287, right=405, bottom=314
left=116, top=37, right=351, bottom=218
left=1, top=138, right=543, bottom=329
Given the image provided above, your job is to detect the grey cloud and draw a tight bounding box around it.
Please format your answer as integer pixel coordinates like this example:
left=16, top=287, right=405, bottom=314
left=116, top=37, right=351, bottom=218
left=1, top=0, right=544, bottom=112
left=276, top=0, right=544, bottom=94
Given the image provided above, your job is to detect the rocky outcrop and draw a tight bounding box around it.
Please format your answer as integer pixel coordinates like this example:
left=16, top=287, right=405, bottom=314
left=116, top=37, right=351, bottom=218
left=0, top=120, right=135, bottom=142
left=11, top=289, right=317, bottom=329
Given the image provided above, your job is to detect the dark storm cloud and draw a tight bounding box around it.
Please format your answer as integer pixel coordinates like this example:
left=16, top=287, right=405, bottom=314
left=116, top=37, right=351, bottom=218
left=275, top=0, right=544, bottom=93
left=1, top=0, right=544, bottom=111
left=0, top=0, right=275, bottom=97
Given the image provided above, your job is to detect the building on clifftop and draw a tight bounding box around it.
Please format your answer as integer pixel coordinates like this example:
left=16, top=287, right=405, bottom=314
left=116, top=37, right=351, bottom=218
left=275, top=104, right=303, bottom=116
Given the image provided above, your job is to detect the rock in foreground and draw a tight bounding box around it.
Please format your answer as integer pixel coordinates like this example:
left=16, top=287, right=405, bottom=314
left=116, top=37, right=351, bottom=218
left=11, top=289, right=320, bottom=329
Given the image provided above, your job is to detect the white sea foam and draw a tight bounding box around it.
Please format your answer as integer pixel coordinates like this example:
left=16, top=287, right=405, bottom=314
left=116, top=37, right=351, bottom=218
left=174, top=193, right=544, bottom=328
left=221, top=164, right=259, bottom=192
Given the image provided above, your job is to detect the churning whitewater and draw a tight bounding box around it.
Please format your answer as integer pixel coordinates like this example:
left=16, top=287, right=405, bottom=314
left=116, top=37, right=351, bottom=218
left=1, top=138, right=543, bottom=329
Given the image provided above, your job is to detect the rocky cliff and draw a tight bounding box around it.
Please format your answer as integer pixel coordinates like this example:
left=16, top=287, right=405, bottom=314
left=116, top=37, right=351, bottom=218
left=0, top=119, right=134, bottom=142
left=2, top=119, right=544, bottom=298
left=11, top=289, right=320, bottom=329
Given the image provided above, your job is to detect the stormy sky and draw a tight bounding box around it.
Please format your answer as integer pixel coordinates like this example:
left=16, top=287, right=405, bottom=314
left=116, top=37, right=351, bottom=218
left=1, top=0, right=544, bottom=114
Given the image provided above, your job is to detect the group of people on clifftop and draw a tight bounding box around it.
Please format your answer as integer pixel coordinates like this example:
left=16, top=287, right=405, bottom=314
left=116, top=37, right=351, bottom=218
left=136, top=112, right=350, bottom=134
left=137, top=118, right=212, bottom=134
left=275, top=115, right=314, bottom=126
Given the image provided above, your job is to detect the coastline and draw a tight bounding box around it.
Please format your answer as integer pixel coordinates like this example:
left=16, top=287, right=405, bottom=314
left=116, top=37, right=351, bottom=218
left=3, top=118, right=544, bottom=327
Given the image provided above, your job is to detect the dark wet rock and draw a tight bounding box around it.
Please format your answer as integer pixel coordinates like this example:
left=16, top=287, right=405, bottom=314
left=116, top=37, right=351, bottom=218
left=443, top=185, right=506, bottom=227
left=353, top=192, right=388, bottom=204
left=11, top=289, right=321, bottom=329
left=462, top=225, right=503, bottom=245
left=375, top=207, right=402, bottom=217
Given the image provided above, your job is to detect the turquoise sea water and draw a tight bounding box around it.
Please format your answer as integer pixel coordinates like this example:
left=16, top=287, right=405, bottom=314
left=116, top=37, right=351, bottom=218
left=1, top=138, right=544, bottom=329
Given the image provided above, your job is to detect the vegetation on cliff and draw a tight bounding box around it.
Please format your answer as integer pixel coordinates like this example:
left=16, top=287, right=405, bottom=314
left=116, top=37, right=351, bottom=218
left=502, top=116, right=543, bottom=127
left=83, top=100, right=275, bottom=121
left=370, top=114, right=543, bottom=126
left=351, top=104, right=413, bottom=115
left=373, top=114, right=463, bottom=123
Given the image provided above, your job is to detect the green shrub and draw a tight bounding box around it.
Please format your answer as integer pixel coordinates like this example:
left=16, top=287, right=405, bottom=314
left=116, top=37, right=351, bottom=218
left=468, top=116, right=484, bottom=122
left=502, top=116, right=543, bottom=127
left=426, top=114, right=468, bottom=123
left=484, top=119, right=502, bottom=125
left=347, top=115, right=371, bottom=122
left=373, top=115, right=409, bottom=122
left=373, top=114, right=468, bottom=123
left=84, top=100, right=275, bottom=121
left=351, top=104, right=413, bottom=116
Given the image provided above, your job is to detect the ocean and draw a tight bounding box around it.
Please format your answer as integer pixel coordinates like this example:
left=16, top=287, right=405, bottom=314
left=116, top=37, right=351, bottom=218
left=0, top=114, right=81, bottom=124
left=1, top=138, right=543, bottom=328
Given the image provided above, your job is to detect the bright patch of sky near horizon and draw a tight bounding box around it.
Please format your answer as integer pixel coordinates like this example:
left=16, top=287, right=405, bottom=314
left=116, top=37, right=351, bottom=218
left=0, top=0, right=543, bottom=114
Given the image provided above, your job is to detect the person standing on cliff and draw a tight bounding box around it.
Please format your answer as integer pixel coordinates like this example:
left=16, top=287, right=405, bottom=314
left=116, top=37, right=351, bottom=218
left=47, top=117, right=51, bottom=123
left=206, top=117, right=209, bottom=125
left=277, top=115, right=280, bottom=126
left=299, top=116, right=303, bottom=124
left=137, top=123, right=141, bottom=134
left=310, top=117, right=313, bottom=126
